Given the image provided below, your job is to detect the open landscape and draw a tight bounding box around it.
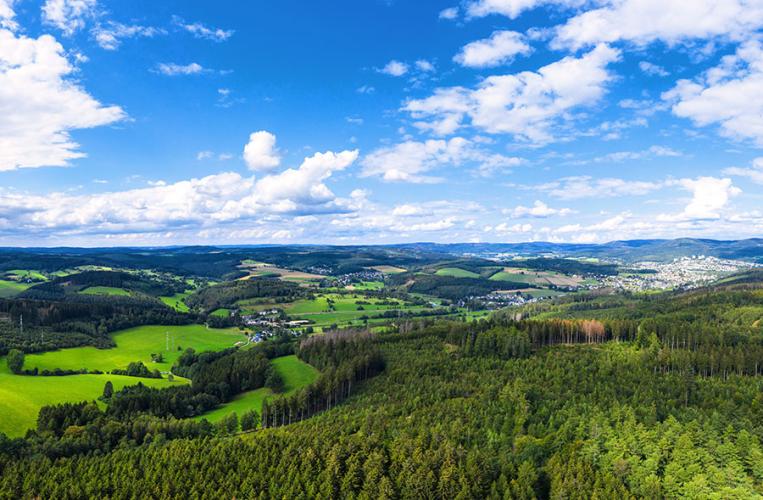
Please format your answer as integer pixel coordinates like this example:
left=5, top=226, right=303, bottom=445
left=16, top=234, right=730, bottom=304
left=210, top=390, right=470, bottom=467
left=3, top=0, right=763, bottom=497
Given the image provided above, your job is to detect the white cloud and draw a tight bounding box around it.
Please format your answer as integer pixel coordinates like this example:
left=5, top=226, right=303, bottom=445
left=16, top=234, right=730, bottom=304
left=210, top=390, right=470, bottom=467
left=243, top=131, right=281, bottom=172
left=723, top=157, right=763, bottom=184
left=154, top=62, right=205, bottom=76
left=42, top=0, right=97, bottom=35
left=592, top=145, right=681, bottom=163
left=0, top=28, right=126, bottom=171
left=197, top=150, right=232, bottom=161
left=360, top=137, right=522, bottom=183
left=173, top=17, right=234, bottom=42
left=466, top=0, right=586, bottom=19
left=92, top=22, right=164, bottom=50
left=493, top=222, right=533, bottom=234
left=658, top=177, right=741, bottom=221
left=415, top=60, right=436, bottom=72
left=554, top=0, right=763, bottom=49
left=250, top=150, right=359, bottom=209
left=0, top=147, right=359, bottom=239
left=454, top=30, right=532, bottom=68
left=356, top=85, right=375, bottom=94
left=439, top=7, right=459, bottom=19
left=379, top=60, right=409, bottom=77
left=0, top=0, right=16, bottom=29
left=535, top=176, right=664, bottom=200
left=663, top=40, right=763, bottom=146
left=639, top=61, right=669, bottom=76
left=508, top=200, right=572, bottom=218
left=405, top=44, right=620, bottom=143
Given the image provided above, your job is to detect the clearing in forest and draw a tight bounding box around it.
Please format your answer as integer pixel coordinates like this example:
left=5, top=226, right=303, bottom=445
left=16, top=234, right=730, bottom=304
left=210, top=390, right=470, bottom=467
left=194, top=354, right=319, bottom=425
left=0, top=361, right=182, bottom=437
left=23, top=324, right=245, bottom=374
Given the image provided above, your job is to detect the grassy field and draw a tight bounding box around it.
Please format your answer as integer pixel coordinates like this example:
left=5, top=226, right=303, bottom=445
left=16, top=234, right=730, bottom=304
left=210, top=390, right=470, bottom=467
left=24, top=324, right=245, bottom=373
left=490, top=267, right=583, bottom=287
left=160, top=291, right=192, bottom=312
left=370, top=265, right=407, bottom=274
left=435, top=267, right=480, bottom=278
left=4, top=269, right=47, bottom=281
left=195, top=355, right=319, bottom=425
left=345, top=281, right=385, bottom=291
left=210, top=308, right=231, bottom=317
left=0, top=280, right=32, bottom=298
left=80, top=286, right=131, bottom=296
left=0, top=361, right=184, bottom=437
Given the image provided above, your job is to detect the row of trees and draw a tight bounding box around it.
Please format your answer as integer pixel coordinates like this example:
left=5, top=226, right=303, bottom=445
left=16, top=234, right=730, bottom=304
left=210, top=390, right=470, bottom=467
left=262, top=330, right=385, bottom=428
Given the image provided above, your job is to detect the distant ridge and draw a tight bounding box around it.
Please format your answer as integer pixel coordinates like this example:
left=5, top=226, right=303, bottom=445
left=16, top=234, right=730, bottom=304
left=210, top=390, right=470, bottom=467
left=0, top=238, right=762, bottom=263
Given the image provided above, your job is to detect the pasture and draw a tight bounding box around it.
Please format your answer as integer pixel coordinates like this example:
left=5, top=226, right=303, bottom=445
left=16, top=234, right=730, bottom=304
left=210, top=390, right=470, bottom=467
left=0, top=280, right=32, bottom=298
left=4, top=269, right=47, bottom=281
left=160, top=291, right=192, bottom=312
left=80, top=286, right=131, bottom=296
left=283, top=294, right=429, bottom=329
left=195, top=355, right=319, bottom=425
left=0, top=361, right=183, bottom=437
left=435, top=267, right=480, bottom=278
left=23, top=324, right=245, bottom=373
left=210, top=308, right=231, bottom=317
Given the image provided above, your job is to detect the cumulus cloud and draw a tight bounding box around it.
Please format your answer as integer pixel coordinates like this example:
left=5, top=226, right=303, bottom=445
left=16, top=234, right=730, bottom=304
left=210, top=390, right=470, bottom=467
left=360, top=137, right=522, bottom=183
left=466, top=0, right=586, bottom=19
left=405, top=44, right=620, bottom=143
left=42, top=0, right=97, bottom=35
left=153, top=62, right=206, bottom=76
left=554, top=0, right=763, bottom=49
left=173, top=16, right=234, bottom=42
left=724, top=157, right=763, bottom=184
left=659, top=177, right=741, bottom=221
left=0, top=0, right=16, bottom=29
left=454, top=30, right=532, bottom=68
left=415, top=60, right=436, bottom=72
left=92, top=22, right=164, bottom=50
left=330, top=200, right=482, bottom=237
left=251, top=150, right=358, bottom=209
left=243, top=131, right=281, bottom=171
left=492, top=222, right=533, bottom=234
left=639, top=61, right=669, bottom=76
left=508, top=200, right=572, bottom=218
left=379, top=60, right=408, bottom=77
left=0, top=148, right=359, bottom=239
left=663, top=40, right=763, bottom=146
left=0, top=28, right=126, bottom=171
left=439, top=7, right=459, bottom=19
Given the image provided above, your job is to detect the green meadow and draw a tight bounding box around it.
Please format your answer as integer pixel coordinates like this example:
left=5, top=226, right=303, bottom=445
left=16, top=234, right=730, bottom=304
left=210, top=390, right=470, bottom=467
left=24, top=324, right=245, bottom=373
left=4, top=269, right=47, bottom=281
left=435, top=267, right=480, bottom=278
left=210, top=308, right=231, bottom=317
left=159, top=291, right=193, bottom=312
left=196, top=355, right=319, bottom=425
left=0, top=280, right=32, bottom=298
left=0, top=361, right=184, bottom=437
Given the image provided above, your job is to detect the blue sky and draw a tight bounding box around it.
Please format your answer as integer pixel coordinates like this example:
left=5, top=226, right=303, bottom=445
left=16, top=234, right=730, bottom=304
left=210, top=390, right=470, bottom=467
left=1, top=0, right=762, bottom=246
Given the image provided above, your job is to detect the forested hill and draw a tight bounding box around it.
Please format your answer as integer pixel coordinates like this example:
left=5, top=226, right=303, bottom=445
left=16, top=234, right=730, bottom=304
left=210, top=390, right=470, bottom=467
left=396, top=238, right=763, bottom=263
left=1, top=280, right=762, bottom=497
